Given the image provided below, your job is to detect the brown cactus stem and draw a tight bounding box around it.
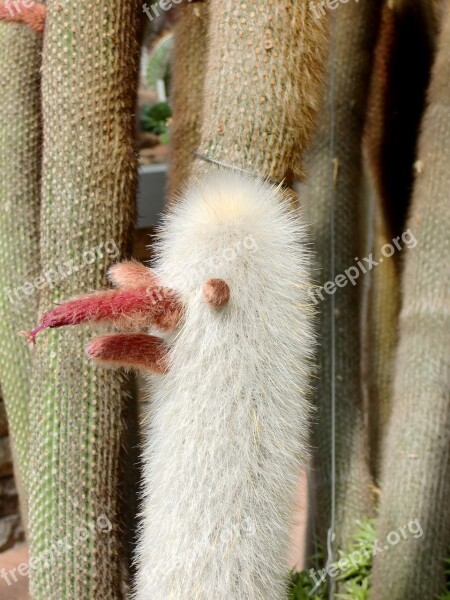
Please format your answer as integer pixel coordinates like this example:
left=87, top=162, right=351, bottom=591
left=108, top=261, right=158, bottom=290
left=168, top=1, right=209, bottom=199
left=87, top=334, right=169, bottom=374
left=26, top=287, right=182, bottom=343
left=193, top=0, right=328, bottom=184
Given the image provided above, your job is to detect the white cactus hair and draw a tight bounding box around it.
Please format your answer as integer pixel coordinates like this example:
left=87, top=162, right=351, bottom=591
left=134, top=171, right=315, bottom=599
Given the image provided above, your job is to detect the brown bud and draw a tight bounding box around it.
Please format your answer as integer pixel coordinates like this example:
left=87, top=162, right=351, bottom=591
left=203, top=279, right=230, bottom=308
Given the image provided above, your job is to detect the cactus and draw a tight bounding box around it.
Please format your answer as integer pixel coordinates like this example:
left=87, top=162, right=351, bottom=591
left=168, top=1, right=209, bottom=198
left=363, top=1, right=442, bottom=477
left=301, top=2, right=382, bottom=551
left=365, top=193, right=399, bottom=479
left=363, top=4, right=399, bottom=478
left=0, top=13, right=43, bottom=516
left=134, top=173, right=315, bottom=599
left=364, top=1, right=435, bottom=241
left=28, top=172, right=317, bottom=599
left=27, top=1, right=141, bottom=598
left=371, top=3, right=450, bottom=597
left=136, top=1, right=327, bottom=594
left=194, top=0, right=328, bottom=182
left=145, top=32, right=173, bottom=95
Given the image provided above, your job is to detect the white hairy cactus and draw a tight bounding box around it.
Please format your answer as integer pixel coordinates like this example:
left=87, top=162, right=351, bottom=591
left=134, top=172, right=315, bottom=600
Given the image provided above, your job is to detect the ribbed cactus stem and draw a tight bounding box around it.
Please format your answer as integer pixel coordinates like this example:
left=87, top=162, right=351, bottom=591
left=302, top=2, right=381, bottom=551
left=372, top=4, right=450, bottom=597
left=28, top=1, right=141, bottom=598
left=0, top=16, right=42, bottom=515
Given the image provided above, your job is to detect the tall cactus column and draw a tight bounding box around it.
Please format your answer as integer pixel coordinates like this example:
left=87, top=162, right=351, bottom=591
left=302, top=1, right=381, bottom=551
left=0, top=8, right=43, bottom=517
left=363, top=4, right=400, bottom=478
left=372, top=3, right=450, bottom=597
left=365, top=193, right=399, bottom=479
left=194, top=0, right=328, bottom=183
left=168, top=1, right=209, bottom=199
left=190, top=0, right=328, bottom=568
left=28, top=1, right=141, bottom=598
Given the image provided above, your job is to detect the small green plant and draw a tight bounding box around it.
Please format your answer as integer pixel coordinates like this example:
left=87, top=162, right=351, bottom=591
left=288, top=570, right=327, bottom=600
left=436, top=557, right=450, bottom=599
left=335, top=519, right=375, bottom=599
left=336, top=577, right=370, bottom=600
left=289, top=519, right=376, bottom=600
left=140, top=102, right=172, bottom=141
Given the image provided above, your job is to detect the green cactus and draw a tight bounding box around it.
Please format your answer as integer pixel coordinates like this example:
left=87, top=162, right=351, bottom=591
left=0, top=18, right=43, bottom=519
left=27, top=1, right=141, bottom=598
left=145, top=32, right=173, bottom=96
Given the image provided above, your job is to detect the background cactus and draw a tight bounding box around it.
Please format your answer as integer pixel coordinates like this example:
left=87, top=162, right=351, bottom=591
left=27, top=1, right=141, bottom=598
left=362, top=4, right=400, bottom=477
left=365, top=192, right=399, bottom=479
left=371, top=3, right=450, bottom=596
left=363, top=0, right=440, bottom=477
left=194, top=0, right=328, bottom=182
left=301, top=1, right=381, bottom=554
left=168, top=1, right=209, bottom=199
left=0, top=11, right=43, bottom=520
